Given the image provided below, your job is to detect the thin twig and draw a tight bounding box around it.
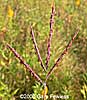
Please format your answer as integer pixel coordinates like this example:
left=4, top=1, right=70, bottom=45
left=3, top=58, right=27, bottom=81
left=7, top=43, right=43, bottom=84
left=46, top=3, right=55, bottom=69
left=30, top=26, right=46, bottom=71
left=46, top=29, right=79, bottom=81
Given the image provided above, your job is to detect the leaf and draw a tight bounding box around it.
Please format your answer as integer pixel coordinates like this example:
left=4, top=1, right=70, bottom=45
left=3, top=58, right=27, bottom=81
left=1, top=51, right=8, bottom=60
left=81, top=89, right=86, bottom=99
left=83, top=83, right=87, bottom=93
left=11, top=88, right=19, bottom=96
left=0, top=60, right=6, bottom=66
left=0, top=81, right=6, bottom=87
left=0, top=93, right=4, bottom=97
left=0, top=86, right=4, bottom=91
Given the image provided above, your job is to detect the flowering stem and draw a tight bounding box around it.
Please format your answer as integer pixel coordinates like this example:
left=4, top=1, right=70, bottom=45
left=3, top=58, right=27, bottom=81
left=30, top=26, right=46, bottom=71
left=46, top=3, right=55, bottom=69
left=46, top=29, right=79, bottom=81
left=7, top=43, right=43, bottom=84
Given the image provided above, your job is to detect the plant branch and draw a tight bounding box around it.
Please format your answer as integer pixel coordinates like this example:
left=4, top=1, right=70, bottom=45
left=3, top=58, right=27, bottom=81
left=46, top=29, right=79, bottom=81
left=30, top=26, right=46, bottom=71
left=46, top=3, right=55, bottom=69
left=7, top=43, right=43, bottom=84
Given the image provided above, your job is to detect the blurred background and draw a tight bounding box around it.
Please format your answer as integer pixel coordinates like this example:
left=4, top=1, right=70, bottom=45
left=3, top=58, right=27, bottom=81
left=0, top=0, right=87, bottom=100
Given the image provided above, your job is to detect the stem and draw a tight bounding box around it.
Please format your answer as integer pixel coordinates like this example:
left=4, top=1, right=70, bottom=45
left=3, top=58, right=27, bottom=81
left=46, top=29, right=79, bottom=81
left=30, top=26, right=46, bottom=71
left=7, top=43, right=43, bottom=84
left=46, top=3, right=55, bottom=69
left=43, top=82, right=46, bottom=100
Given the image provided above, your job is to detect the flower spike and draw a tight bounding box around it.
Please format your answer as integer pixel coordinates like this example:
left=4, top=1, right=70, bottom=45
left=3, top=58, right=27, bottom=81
left=46, top=2, right=55, bottom=69
left=30, top=26, right=46, bottom=71
left=7, top=43, right=43, bottom=84
left=46, top=29, right=79, bottom=81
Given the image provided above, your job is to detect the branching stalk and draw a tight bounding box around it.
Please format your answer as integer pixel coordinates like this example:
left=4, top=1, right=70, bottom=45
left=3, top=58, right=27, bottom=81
left=7, top=2, right=79, bottom=93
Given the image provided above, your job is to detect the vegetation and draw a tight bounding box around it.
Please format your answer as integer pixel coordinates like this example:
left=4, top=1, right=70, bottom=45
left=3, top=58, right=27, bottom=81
left=0, top=0, right=87, bottom=100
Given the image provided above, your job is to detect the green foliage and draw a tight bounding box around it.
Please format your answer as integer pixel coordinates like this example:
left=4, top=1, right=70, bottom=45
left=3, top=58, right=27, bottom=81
left=0, top=81, right=19, bottom=100
left=80, top=83, right=87, bottom=100
left=80, top=73, right=87, bottom=100
left=32, top=82, right=43, bottom=100
left=0, top=0, right=87, bottom=100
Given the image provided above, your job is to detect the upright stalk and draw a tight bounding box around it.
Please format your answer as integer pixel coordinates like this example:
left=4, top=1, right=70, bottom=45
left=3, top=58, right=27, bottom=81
left=46, top=3, right=55, bottom=69
left=30, top=26, right=46, bottom=71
